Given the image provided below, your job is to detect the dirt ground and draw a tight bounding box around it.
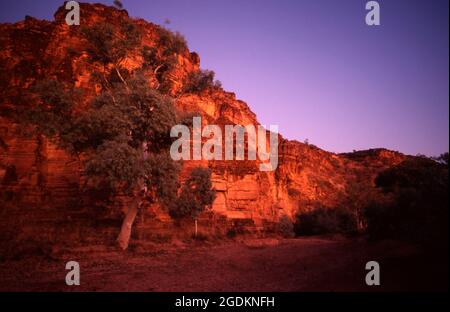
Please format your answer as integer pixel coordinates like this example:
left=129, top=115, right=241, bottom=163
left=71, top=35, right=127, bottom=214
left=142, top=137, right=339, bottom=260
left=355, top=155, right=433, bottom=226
left=0, top=236, right=447, bottom=291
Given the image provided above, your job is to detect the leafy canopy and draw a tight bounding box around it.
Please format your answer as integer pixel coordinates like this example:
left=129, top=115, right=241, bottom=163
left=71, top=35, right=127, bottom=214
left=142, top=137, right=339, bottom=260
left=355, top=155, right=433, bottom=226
left=169, top=167, right=216, bottom=219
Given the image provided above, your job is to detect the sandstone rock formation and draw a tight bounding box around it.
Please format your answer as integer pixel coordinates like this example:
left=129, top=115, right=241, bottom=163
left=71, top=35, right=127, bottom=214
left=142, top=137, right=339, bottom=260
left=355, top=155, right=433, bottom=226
left=0, top=3, right=408, bottom=247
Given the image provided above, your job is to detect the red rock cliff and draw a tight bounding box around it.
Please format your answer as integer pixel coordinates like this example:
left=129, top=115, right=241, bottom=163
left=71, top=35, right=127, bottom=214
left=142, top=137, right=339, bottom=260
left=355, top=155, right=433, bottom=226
left=0, top=3, right=407, bottom=244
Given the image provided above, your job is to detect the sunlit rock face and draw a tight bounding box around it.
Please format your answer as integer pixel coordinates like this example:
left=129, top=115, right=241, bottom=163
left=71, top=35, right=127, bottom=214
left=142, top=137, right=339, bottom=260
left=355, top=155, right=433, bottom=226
left=0, top=3, right=406, bottom=241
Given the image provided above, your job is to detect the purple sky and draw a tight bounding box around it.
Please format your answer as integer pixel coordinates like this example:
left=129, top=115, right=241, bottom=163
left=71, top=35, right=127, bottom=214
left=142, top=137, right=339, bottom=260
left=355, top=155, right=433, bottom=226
left=1, top=0, right=448, bottom=156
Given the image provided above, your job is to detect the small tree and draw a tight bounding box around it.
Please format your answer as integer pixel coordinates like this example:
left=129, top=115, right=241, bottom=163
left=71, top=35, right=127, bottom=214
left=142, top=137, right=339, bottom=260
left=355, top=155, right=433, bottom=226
left=142, top=27, right=188, bottom=93
left=294, top=206, right=357, bottom=236
left=157, top=27, right=188, bottom=56
left=277, top=214, right=294, bottom=238
left=170, top=167, right=216, bottom=236
left=365, top=158, right=449, bottom=247
left=183, top=69, right=222, bottom=94
left=19, top=19, right=183, bottom=250
left=81, top=21, right=141, bottom=88
left=142, top=28, right=187, bottom=74
left=25, top=75, right=180, bottom=250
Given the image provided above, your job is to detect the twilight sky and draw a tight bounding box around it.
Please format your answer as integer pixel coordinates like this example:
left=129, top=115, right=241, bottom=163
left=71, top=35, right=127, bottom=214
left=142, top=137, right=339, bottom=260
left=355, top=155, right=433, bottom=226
left=0, top=0, right=448, bottom=156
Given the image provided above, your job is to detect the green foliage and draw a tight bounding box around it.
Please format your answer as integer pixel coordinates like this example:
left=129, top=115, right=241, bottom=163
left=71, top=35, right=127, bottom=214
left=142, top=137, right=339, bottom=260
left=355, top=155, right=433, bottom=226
left=365, top=158, right=449, bottom=247
left=142, top=45, right=161, bottom=69
left=375, top=157, right=447, bottom=192
left=27, top=74, right=178, bottom=154
left=343, top=179, right=377, bottom=231
left=97, top=75, right=176, bottom=149
left=16, top=16, right=221, bottom=233
left=169, top=167, right=216, bottom=219
left=157, top=27, right=188, bottom=57
left=82, top=22, right=141, bottom=66
left=23, top=80, right=79, bottom=140
left=142, top=28, right=187, bottom=72
left=183, top=69, right=222, bottom=94
left=141, top=28, right=188, bottom=94
left=84, top=139, right=143, bottom=192
left=20, top=19, right=184, bottom=205
left=144, top=152, right=181, bottom=207
left=10, top=15, right=205, bottom=250
left=68, top=104, right=129, bottom=151
left=294, top=207, right=358, bottom=236
left=81, top=82, right=177, bottom=196
left=25, top=77, right=179, bottom=202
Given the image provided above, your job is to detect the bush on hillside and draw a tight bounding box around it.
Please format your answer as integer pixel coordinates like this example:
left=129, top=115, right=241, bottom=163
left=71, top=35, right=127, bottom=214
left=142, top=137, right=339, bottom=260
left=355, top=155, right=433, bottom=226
left=277, top=214, right=295, bottom=238
left=294, top=207, right=358, bottom=236
left=364, top=158, right=448, bottom=248
left=183, top=69, right=222, bottom=94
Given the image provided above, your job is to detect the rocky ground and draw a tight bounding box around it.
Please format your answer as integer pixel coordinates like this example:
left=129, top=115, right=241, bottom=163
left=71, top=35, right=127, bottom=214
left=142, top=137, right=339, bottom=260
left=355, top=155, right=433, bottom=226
left=0, top=236, right=447, bottom=292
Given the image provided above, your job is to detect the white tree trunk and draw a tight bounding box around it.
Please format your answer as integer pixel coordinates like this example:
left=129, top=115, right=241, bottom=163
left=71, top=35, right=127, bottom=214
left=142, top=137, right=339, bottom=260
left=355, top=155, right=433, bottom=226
left=116, top=141, right=148, bottom=250
left=194, top=218, right=198, bottom=237
left=116, top=194, right=142, bottom=250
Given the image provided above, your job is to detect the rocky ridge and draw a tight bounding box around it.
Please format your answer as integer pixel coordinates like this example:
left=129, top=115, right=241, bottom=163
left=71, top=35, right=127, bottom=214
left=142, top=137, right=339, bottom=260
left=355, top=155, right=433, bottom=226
left=0, top=3, right=407, bottom=245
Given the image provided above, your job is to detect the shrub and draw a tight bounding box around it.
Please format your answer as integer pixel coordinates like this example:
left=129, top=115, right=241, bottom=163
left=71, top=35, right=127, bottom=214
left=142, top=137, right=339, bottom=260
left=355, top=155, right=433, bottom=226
left=141, top=28, right=188, bottom=93
left=277, top=214, right=295, bottom=238
left=294, top=207, right=357, bottom=236
left=364, top=158, right=448, bottom=248
left=226, top=219, right=253, bottom=238
left=21, top=72, right=179, bottom=251
left=169, top=167, right=216, bottom=219
left=157, top=27, right=188, bottom=56
left=183, top=69, right=222, bottom=94
left=364, top=201, right=395, bottom=240
left=82, top=22, right=141, bottom=67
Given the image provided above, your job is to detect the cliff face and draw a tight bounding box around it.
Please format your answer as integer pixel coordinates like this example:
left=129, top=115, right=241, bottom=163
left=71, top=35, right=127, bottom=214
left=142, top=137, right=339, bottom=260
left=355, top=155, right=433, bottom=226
left=0, top=3, right=406, bottom=243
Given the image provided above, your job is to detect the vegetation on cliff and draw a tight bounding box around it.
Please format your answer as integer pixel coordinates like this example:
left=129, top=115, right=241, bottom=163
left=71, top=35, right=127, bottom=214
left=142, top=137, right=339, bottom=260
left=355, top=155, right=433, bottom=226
left=0, top=3, right=447, bottom=253
left=169, top=167, right=216, bottom=237
left=7, top=10, right=216, bottom=250
left=365, top=157, right=448, bottom=248
left=293, top=156, right=448, bottom=251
